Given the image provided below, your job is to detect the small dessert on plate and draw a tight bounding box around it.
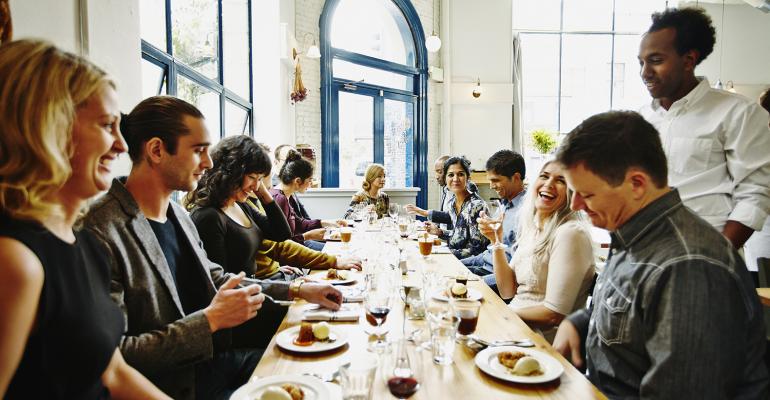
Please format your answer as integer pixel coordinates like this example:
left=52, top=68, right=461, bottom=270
left=292, top=322, right=333, bottom=346
left=497, top=351, right=543, bottom=376
left=325, top=268, right=349, bottom=281
left=448, top=282, right=468, bottom=299
left=258, top=384, right=305, bottom=400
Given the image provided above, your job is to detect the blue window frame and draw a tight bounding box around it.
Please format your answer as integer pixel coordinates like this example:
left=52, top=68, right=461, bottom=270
left=320, top=0, right=429, bottom=209
left=139, top=0, right=254, bottom=140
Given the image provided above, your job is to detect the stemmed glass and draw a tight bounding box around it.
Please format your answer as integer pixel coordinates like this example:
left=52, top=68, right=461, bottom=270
left=383, top=339, right=423, bottom=399
left=486, top=199, right=505, bottom=249
left=388, top=203, right=401, bottom=221
left=365, top=285, right=393, bottom=352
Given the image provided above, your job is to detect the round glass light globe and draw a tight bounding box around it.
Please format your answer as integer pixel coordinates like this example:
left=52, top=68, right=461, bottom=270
left=425, top=35, right=442, bottom=53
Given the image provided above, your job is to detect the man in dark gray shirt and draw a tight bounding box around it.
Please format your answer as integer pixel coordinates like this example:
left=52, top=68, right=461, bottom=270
left=552, top=110, right=768, bottom=398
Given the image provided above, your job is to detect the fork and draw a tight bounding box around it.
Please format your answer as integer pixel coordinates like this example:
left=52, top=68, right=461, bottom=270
left=262, top=293, right=296, bottom=307
left=470, top=335, right=535, bottom=348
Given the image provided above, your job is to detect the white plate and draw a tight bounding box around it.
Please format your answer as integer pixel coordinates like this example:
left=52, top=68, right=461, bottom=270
left=276, top=324, right=348, bottom=353
left=230, top=374, right=330, bottom=400
left=474, top=346, right=564, bottom=384
left=308, top=271, right=357, bottom=285
left=431, top=287, right=483, bottom=302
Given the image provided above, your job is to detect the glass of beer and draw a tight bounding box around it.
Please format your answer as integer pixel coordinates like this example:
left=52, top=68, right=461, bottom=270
left=418, top=234, right=433, bottom=259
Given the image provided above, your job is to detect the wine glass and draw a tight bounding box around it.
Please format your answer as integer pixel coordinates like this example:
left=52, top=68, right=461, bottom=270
left=365, top=286, right=393, bottom=352
left=383, top=339, right=423, bottom=399
left=388, top=203, right=401, bottom=221
left=486, top=199, right=505, bottom=249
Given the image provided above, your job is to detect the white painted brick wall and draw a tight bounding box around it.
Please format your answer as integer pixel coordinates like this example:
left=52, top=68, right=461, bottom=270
left=294, top=0, right=443, bottom=210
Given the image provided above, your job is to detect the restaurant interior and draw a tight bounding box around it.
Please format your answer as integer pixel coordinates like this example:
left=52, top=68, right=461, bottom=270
left=3, top=0, right=770, bottom=399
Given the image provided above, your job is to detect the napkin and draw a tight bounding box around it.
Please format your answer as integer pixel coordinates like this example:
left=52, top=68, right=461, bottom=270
left=339, top=286, right=365, bottom=303
left=432, top=246, right=452, bottom=254
left=303, top=304, right=360, bottom=322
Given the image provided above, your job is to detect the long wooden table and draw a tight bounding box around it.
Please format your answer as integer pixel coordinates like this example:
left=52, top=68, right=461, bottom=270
left=252, top=230, right=606, bottom=399
left=758, top=288, right=770, bottom=307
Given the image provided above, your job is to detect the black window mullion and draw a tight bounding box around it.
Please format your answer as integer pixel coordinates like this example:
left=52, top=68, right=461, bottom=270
left=165, top=0, right=172, bottom=54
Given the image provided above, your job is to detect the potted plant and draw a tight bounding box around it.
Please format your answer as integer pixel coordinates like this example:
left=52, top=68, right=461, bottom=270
left=529, top=129, right=558, bottom=155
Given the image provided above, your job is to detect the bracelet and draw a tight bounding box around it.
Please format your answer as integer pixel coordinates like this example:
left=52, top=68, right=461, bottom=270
left=290, top=280, right=304, bottom=299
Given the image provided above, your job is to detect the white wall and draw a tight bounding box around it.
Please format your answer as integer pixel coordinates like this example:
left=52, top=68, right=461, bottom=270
left=10, top=0, right=142, bottom=176
left=447, top=0, right=513, bottom=171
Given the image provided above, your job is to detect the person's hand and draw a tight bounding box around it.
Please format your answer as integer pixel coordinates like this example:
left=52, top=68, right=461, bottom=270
left=404, top=204, right=428, bottom=217
left=336, top=219, right=348, bottom=227
left=279, top=265, right=304, bottom=276
left=203, top=272, right=264, bottom=332
left=425, top=221, right=442, bottom=237
left=335, top=256, right=363, bottom=271
left=303, top=228, right=326, bottom=241
left=298, top=282, right=343, bottom=310
left=552, top=319, right=583, bottom=368
left=476, top=211, right=502, bottom=243
left=254, top=179, right=274, bottom=205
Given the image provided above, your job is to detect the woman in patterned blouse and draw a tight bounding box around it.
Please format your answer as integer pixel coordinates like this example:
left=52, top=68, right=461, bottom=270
left=344, top=163, right=390, bottom=219
left=426, top=156, right=489, bottom=258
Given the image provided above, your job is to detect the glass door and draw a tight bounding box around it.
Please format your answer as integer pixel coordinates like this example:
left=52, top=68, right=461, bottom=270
left=332, top=82, right=416, bottom=188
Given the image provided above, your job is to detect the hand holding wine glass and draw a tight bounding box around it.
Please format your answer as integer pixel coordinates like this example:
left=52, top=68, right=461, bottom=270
left=485, top=200, right=505, bottom=249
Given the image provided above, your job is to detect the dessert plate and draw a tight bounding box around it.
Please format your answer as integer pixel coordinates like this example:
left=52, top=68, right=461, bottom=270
left=474, top=346, right=564, bottom=384
left=276, top=325, right=348, bottom=353
left=431, top=287, right=483, bottom=302
left=230, top=374, right=330, bottom=400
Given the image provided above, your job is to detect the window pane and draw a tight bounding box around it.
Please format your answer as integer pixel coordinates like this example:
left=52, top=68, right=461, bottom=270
left=338, top=91, right=374, bottom=188
left=177, top=75, right=222, bottom=144
left=513, top=0, right=560, bottom=31
left=171, top=0, right=219, bottom=80
left=330, top=0, right=416, bottom=66
left=612, top=34, right=651, bottom=110
left=383, top=98, right=414, bottom=188
left=140, top=0, right=167, bottom=50
left=560, top=34, right=612, bottom=132
left=225, top=101, right=249, bottom=137
left=141, top=58, right=167, bottom=97
left=562, top=0, right=613, bottom=31
left=223, top=0, right=250, bottom=100
left=520, top=34, right=560, bottom=136
left=614, top=0, right=669, bottom=33
left=333, top=59, right=412, bottom=91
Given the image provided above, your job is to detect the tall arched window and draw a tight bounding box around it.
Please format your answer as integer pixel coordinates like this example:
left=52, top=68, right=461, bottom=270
left=320, top=0, right=429, bottom=208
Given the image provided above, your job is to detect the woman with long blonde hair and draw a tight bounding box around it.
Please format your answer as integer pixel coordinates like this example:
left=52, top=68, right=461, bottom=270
left=482, top=160, right=595, bottom=342
left=344, top=163, right=390, bottom=219
left=0, top=40, right=168, bottom=399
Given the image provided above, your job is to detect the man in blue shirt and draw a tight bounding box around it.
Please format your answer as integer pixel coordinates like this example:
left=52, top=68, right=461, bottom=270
left=552, top=110, right=768, bottom=398
left=462, top=150, right=526, bottom=294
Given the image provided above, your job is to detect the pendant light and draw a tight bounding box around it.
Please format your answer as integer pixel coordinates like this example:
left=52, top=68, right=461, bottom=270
left=425, top=0, right=442, bottom=53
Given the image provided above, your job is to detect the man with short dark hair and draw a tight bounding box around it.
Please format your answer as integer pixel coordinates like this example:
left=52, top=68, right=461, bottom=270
left=552, top=110, right=768, bottom=398
left=461, top=150, right=526, bottom=291
left=637, top=7, right=770, bottom=248
left=82, top=96, right=341, bottom=399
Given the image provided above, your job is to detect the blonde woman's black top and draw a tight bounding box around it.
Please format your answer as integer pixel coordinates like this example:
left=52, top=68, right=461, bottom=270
left=0, top=216, right=124, bottom=399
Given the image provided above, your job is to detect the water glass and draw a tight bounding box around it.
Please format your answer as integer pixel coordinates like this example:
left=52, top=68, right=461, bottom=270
left=428, top=313, right=460, bottom=365
left=339, top=354, right=379, bottom=400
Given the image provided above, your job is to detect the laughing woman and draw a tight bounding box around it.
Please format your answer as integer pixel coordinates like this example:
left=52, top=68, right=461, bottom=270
left=0, top=40, right=168, bottom=399
left=482, top=161, right=595, bottom=342
left=426, top=156, right=489, bottom=258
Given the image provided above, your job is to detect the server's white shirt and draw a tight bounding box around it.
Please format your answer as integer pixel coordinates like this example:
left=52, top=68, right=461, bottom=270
left=639, top=78, right=770, bottom=231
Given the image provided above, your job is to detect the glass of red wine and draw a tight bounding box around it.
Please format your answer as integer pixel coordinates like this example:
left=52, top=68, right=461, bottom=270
left=365, top=287, right=392, bottom=352
left=384, top=339, right=422, bottom=399
left=452, top=299, right=481, bottom=345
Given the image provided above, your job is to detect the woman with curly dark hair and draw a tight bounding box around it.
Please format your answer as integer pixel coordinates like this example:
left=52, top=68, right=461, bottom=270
left=186, top=136, right=360, bottom=281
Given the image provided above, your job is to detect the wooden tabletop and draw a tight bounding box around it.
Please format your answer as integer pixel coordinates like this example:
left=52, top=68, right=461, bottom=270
left=251, top=229, right=606, bottom=399
left=758, top=288, right=770, bottom=307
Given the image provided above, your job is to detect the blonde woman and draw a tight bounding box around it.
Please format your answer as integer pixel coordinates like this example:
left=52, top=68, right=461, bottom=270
left=344, top=163, right=390, bottom=219
left=0, top=40, right=169, bottom=399
left=481, top=161, right=595, bottom=342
